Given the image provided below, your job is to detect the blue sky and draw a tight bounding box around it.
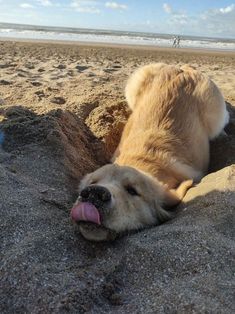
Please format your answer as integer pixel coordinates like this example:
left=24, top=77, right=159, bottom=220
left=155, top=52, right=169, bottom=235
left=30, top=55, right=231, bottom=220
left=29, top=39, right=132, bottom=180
left=0, top=1, right=235, bottom=38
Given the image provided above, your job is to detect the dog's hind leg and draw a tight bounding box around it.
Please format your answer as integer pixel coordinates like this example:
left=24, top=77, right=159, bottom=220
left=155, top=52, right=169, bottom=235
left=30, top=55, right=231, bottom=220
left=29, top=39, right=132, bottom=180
left=198, top=78, right=229, bottom=140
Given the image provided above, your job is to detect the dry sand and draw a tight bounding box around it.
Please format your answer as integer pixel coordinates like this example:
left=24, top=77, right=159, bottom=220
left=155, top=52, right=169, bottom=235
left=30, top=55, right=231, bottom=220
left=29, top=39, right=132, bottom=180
left=0, top=40, right=235, bottom=313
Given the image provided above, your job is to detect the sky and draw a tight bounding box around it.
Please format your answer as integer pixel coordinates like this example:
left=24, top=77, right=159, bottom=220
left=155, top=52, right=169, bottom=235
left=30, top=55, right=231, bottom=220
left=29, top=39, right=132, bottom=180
left=0, top=1, right=235, bottom=38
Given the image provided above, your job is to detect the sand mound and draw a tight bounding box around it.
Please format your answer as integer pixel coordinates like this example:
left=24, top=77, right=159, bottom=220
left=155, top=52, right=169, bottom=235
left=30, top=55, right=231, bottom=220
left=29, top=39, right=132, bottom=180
left=0, top=98, right=234, bottom=313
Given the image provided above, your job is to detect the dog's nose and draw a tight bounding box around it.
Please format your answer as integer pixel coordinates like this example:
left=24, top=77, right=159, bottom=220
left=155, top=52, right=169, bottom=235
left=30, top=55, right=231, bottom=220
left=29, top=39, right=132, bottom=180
left=80, top=185, right=111, bottom=203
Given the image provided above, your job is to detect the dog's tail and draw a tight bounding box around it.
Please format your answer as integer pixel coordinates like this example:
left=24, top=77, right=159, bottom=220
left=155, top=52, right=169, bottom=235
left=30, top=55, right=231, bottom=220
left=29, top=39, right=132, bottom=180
left=125, top=63, right=167, bottom=111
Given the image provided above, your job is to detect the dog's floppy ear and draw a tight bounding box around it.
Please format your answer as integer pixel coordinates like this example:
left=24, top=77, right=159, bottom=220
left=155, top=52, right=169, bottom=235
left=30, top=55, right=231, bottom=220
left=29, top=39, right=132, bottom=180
left=163, top=179, right=193, bottom=209
left=152, top=199, right=172, bottom=223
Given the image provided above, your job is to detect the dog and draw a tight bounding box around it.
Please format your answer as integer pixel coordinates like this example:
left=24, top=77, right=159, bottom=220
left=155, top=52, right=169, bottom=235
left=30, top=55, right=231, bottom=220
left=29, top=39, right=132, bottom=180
left=71, top=63, right=229, bottom=241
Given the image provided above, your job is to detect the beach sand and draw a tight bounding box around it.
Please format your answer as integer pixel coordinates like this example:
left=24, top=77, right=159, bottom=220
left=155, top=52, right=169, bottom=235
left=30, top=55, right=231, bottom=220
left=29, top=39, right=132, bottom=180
left=0, top=40, right=235, bottom=112
left=0, top=40, right=235, bottom=313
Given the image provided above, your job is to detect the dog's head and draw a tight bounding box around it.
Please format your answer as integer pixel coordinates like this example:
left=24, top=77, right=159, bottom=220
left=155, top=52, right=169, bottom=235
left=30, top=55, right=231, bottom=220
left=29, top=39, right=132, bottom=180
left=71, top=164, right=171, bottom=241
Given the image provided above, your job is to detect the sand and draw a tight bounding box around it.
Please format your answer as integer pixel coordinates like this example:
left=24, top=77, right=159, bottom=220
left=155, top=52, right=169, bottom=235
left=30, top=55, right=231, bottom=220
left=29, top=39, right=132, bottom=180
left=0, top=40, right=235, bottom=313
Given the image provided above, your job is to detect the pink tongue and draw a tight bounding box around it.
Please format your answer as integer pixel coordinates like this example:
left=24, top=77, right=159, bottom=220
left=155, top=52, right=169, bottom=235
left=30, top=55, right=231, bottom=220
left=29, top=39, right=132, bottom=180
left=70, top=202, right=101, bottom=225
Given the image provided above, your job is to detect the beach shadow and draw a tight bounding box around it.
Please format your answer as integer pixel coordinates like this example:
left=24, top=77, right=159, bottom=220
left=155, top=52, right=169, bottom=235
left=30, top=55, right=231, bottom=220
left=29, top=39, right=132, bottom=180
left=178, top=188, right=235, bottom=238
left=209, top=101, right=235, bottom=172
left=0, top=106, right=110, bottom=197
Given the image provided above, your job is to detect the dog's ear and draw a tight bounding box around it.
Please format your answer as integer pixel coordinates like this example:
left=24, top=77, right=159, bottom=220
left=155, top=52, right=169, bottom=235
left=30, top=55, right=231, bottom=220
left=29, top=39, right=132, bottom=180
left=163, top=179, right=193, bottom=209
left=152, top=199, right=172, bottom=223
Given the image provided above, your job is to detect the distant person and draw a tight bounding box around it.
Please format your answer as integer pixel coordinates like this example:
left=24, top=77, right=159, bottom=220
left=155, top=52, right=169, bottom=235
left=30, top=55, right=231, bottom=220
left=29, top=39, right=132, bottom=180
left=172, top=36, right=181, bottom=48
left=177, top=36, right=181, bottom=48
left=172, top=36, right=177, bottom=48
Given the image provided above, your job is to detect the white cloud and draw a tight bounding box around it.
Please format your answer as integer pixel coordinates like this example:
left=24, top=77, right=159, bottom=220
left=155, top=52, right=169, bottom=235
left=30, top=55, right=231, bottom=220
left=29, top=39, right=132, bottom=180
left=169, top=13, right=188, bottom=25
left=163, top=3, right=189, bottom=28
left=161, top=3, right=235, bottom=37
left=20, top=3, right=34, bottom=9
left=70, top=1, right=100, bottom=14
left=36, top=0, right=52, bottom=6
left=105, top=2, right=127, bottom=10
left=198, top=5, right=235, bottom=37
left=163, top=3, right=172, bottom=14
left=219, top=4, right=235, bottom=14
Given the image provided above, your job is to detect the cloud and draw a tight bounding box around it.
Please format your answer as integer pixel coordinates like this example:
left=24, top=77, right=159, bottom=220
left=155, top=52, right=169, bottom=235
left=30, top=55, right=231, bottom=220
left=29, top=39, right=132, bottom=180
left=162, top=3, right=189, bottom=27
left=70, top=1, right=100, bottom=14
left=169, top=13, right=188, bottom=25
left=105, top=2, right=127, bottom=10
left=20, top=3, right=34, bottom=9
left=219, top=4, right=235, bottom=14
left=163, top=3, right=172, bottom=14
left=161, top=3, right=235, bottom=37
left=36, top=0, right=52, bottom=6
left=198, top=4, right=235, bottom=37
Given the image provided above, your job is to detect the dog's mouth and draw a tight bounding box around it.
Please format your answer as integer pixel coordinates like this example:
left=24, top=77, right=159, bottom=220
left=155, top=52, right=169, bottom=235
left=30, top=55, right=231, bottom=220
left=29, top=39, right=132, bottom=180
left=70, top=202, right=117, bottom=241
left=71, top=202, right=101, bottom=225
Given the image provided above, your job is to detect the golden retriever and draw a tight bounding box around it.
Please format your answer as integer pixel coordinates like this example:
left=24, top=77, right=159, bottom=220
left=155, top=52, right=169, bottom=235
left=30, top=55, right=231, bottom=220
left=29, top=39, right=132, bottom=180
left=71, top=63, right=229, bottom=241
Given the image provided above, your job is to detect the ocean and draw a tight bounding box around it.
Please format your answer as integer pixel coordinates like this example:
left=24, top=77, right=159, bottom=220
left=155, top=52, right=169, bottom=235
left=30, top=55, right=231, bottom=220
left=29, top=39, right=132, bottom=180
left=0, top=22, right=235, bottom=51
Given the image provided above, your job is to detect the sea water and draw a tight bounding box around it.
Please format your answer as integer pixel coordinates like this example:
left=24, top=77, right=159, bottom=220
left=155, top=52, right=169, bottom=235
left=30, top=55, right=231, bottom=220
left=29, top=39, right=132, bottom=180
left=0, top=23, right=235, bottom=51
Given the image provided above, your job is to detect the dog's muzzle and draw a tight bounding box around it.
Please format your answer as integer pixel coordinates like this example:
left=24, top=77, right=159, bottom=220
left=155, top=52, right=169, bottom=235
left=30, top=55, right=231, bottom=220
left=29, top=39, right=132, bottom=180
left=71, top=185, right=112, bottom=225
left=70, top=185, right=117, bottom=241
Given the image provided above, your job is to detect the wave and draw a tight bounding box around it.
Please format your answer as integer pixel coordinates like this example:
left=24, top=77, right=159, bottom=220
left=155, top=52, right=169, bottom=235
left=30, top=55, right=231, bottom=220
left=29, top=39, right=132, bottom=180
left=0, top=27, right=235, bottom=51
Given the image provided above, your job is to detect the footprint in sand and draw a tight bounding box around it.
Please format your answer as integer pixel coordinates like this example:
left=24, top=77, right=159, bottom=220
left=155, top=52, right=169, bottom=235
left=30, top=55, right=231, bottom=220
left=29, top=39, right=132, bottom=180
left=103, top=65, right=122, bottom=73
left=31, top=74, right=42, bottom=80
left=17, top=73, right=27, bottom=78
left=67, top=70, right=75, bottom=77
left=112, top=64, right=122, bottom=69
left=35, top=90, right=46, bottom=100
left=76, top=65, right=90, bottom=72
left=92, top=77, right=110, bottom=84
left=38, top=68, right=46, bottom=73
left=0, top=80, right=12, bottom=85
left=87, top=72, right=96, bottom=77
left=47, top=87, right=59, bottom=92
left=50, top=96, right=66, bottom=105
left=50, top=74, right=68, bottom=80
left=56, top=64, right=67, bottom=70
left=0, top=63, right=16, bottom=69
left=31, top=81, right=42, bottom=87
left=24, top=63, right=35, bottom=70
left=16, top=69, right=33, bottom=79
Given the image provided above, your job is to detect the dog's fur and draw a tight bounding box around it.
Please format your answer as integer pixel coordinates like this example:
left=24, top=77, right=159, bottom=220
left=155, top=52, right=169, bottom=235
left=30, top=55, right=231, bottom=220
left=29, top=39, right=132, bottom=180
left=75, top=63, right=229, bottom=241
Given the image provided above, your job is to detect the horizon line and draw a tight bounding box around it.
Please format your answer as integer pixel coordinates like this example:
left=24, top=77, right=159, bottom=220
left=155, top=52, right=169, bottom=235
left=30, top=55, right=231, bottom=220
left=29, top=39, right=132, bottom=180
left=1, top=21, right=235, bottom=41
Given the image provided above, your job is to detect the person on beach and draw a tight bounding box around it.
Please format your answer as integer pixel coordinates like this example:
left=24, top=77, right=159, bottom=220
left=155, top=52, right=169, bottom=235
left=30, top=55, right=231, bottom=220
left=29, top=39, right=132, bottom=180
left=177, top=36, right=181, bottom=48
left=172, top=36, right=177, bottom=47
left=172, top=36, right=181, bottom=48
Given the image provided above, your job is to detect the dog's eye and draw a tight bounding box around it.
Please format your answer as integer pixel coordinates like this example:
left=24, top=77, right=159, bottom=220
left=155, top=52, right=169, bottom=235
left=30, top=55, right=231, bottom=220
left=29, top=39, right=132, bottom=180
left=90, top=180, right=98, bottom=185
left=125, top=186, right=139, bottom=196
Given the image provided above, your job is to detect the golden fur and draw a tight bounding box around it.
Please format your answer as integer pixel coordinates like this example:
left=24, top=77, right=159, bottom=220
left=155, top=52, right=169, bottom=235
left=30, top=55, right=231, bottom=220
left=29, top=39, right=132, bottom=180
left=75, top=63, right=229, bottom=241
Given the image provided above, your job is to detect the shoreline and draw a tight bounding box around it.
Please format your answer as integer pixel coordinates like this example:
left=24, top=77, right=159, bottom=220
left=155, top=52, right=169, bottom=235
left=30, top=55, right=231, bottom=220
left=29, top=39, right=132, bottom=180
left=1, top=37, right=235, bottom=56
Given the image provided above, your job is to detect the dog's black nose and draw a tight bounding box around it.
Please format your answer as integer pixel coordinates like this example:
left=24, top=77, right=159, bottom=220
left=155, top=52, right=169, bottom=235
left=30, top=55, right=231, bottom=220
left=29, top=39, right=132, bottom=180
left=80, top=185, right=111, bottom=203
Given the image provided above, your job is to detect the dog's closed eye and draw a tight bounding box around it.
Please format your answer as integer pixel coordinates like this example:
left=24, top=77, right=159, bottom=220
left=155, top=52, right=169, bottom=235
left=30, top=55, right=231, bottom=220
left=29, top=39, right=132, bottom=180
left=125, top=185, right=139, bottom=196
left=90, top=180, right=98, bottom=185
